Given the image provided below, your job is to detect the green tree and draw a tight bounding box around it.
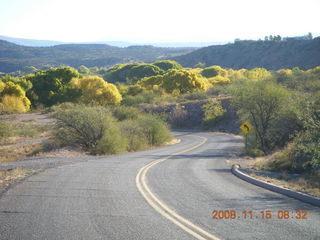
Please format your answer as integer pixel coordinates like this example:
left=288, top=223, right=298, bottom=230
left=104, top=63, right=163, bottom=84
left=26, top=67, right=81, bottom=107
left=153, top=60, right=182, bottom=71
left=292, top=93, right=320, bottom=170
left=200, top=65, right=227, bottom=78
left=230, top=79, right=289, bottom=153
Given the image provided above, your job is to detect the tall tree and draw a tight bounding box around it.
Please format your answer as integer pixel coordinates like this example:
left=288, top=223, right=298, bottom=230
left=26, top=67, right=81, bottom=107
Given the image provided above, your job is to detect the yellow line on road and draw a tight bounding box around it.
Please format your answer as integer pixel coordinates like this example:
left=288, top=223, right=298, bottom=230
left=136, top=135, right=220, bottom=240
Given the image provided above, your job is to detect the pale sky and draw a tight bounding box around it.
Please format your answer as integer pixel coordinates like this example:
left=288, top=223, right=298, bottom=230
left=0, top=0, right=319, bottom=43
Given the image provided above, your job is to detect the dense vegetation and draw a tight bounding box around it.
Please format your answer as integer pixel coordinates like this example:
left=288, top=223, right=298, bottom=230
left=52, top=104, right=172, bottom=154
left=173, top=37, right=320, bottom=70
left=0, top=59, right=319, bottom=182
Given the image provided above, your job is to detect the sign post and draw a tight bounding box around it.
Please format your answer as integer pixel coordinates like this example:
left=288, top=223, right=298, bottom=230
left=240, top=121, right=253, bottom=150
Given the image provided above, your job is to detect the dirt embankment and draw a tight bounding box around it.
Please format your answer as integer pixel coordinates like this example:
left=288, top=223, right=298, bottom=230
left=141, top=97, right=240, bottom=134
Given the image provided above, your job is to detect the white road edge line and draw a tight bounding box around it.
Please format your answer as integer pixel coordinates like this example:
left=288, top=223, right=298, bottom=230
left=136, top=135, right=221, bottom=240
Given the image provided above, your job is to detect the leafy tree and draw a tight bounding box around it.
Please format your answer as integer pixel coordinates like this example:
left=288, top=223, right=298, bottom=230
left=139, top=69, right=208, bottom=94
left=104, top=63, right=163, bottom=84
left=126, top=64, right=163, bottom=84
left=153, top=60, right=182, bottom=71
left=201, top=65, right=227, bottom=78
left=279, top=93, right=320, bottom=172
left=230, top=79, right=289, bottom=153
left=26, top=67, right=81, bottom=107
left=71, top=76, right=122, bottom=105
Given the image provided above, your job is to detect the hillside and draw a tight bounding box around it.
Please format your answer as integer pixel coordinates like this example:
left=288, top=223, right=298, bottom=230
left=173, top=38, right=320, bottom=70
left=0, top=40, right=196, bottom=73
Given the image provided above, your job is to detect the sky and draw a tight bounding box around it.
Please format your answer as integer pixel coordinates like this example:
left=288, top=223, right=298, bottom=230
left=0, top=0, right=319, bottom=43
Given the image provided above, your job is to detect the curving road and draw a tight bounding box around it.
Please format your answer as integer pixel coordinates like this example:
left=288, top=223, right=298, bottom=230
left=0, top=132, right=319, bottom=239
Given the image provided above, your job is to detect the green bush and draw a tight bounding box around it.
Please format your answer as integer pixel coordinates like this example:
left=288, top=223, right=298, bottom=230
left=139, top=115, right=172, bottom=145
left=120, top=120, right=148, bottom=151
left=291, top=130, right=320, bottom=172
left=112, top=106, right=140, bottom=121
left=53, top=106, right=115, bottom=150
left=52, top=105, right=172, bottom=155
left=122, top=95, right=146, bottom=106
left=93, top=125, right=127, bottom=154
left=122, top=91, right=157, bottom=106
left=290, top=94, right=320, bottom=172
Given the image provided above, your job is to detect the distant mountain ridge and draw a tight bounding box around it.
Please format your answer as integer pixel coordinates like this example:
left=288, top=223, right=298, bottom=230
left=0, top=35, right=64, bottom=47
left=172, top=38, right=320, bottom=70
left=1, top=37, right=319, bottom=73
left=0, top=35, right=224, bottom=48
left=0, top=40, right=196, bottom=73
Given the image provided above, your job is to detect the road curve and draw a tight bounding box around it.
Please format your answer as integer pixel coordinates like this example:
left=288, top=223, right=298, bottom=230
left=0, top=132, right=319, bottom=240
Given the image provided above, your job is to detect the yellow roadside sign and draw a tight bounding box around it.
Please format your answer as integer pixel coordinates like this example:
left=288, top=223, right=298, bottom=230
left=240, top=121, right=253, bottom=134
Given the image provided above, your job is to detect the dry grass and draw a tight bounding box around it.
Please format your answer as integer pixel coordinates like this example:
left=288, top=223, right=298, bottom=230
left=0, top=113, right=54, bottom=162
left=0, top=144, right=42, bottom=162
left=0, top=168, right=31, bottom=187
left=0, top=123, right=51, bottom=146
left=250, top=173, right=320, bottom=198
left=250, top=150, right=320, bottom=198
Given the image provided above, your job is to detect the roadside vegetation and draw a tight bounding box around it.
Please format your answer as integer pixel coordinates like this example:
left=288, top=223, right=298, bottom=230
left=46, top=104, right=171, bottom=155
left=0, top=60, right=319, bottom=194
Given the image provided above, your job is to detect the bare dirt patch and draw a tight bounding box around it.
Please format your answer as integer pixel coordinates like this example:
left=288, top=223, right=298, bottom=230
left=0, top=113, right=59, bottom=162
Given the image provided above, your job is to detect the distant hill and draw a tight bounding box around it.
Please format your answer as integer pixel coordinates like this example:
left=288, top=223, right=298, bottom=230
left=0, top=40, right=196, bottom=73
left=173, top=38, right=320, bottom=70
left=0, top=35, right=64, bottom=47
left=0, top=35, right=223, bottom=48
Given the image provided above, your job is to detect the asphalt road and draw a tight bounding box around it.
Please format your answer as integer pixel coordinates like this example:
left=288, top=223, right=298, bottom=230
left=0, top=132, right=319, bottom=240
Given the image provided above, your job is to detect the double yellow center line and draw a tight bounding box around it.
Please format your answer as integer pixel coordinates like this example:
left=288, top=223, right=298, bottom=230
left=136, top=136, right=220, bottom=240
